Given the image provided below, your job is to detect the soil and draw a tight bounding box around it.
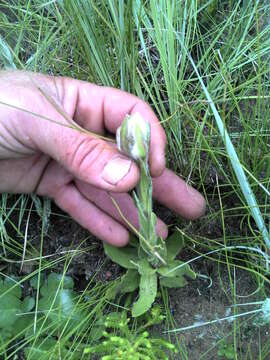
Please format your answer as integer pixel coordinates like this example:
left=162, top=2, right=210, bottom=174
left=166, top=263, right=269, bottom=360
left=5, top=194, right=269, bottom=360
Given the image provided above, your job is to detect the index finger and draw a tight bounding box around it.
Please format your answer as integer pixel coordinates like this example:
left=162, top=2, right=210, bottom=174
left=63, top=78, right=166, bottom=177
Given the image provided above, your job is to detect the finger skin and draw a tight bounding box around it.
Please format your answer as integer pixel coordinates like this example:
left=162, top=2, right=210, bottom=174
left=59, top=77, right=167, bottom=176
left=36, top=161, right=129, bottom=246
left=152, top=169, right=206, bottom=220
left=0, top=71, right=140, bottom=193
left=0, top=71, right=205, bottom=246
left=0, top=154, right=50, bottom=193
left=54, top=183, right=130, bottom=246
left=2, top=72, right=165, bottom=191
left=75, top=181, right=168, bottom=239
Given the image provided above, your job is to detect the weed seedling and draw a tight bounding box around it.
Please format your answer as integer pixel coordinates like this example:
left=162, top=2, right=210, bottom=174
left=84, top=306, right=177, bottom=359
left=104, top=113, right=195, bottom=316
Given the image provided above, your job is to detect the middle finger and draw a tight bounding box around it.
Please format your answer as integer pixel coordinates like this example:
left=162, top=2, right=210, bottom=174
left=75, top=180, right=168, bottom=239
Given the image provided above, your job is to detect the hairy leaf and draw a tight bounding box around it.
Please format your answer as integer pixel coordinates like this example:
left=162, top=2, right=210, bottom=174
left=165, top=232, right=185, bottom=261
left=0, top=278, right=21, bottom=298
left=105, top=269, right=140, bottom=300
left=158, top=259, right=196, bottom=278
left=30, top=273, right=45, bottom=289
left=105, top=279, right=121, bottom=300
left=158, top=260, right=196, bottom=289
left=132, top=260, right=157, bottom=317
left=14, top=313, right=34, bottom=336
left=160, top=276, right=187, bottom=288
left=0, top=35, right=16, bottom=69
left=103, top=243, right=139, bottom=269
left=38, top=288, right=82, bottom=327
left=119, top=269, right=140, bottom=293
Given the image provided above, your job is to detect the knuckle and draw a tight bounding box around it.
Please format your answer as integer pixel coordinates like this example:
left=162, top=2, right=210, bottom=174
left=68, top=136, right=107, bottom=174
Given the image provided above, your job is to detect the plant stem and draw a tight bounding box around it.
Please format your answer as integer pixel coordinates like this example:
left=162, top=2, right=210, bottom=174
left=134, top=159, right=167, bottom=266
left=136, top=160, right=155, bottom=244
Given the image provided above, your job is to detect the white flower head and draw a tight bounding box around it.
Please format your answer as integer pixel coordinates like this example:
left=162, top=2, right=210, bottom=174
left=116, top=112, right=150, bottom=162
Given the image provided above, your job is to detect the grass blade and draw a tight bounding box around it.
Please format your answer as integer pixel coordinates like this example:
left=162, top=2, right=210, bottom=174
left=174, top=35, right=270, bottom=249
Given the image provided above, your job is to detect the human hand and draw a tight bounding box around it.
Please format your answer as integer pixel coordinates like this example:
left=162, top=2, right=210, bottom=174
left=0, top=70, right=205, bottom=246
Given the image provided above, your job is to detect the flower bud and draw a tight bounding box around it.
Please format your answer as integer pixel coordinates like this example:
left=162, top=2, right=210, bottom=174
left=116, top=112, right=150, bottom=161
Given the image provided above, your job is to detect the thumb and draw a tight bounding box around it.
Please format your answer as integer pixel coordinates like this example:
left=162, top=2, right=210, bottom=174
left=1, top=72, right=139, bottom=192
left=1, top=70, right=140, bottom=192
left=29, top=118, right=139, bottom=192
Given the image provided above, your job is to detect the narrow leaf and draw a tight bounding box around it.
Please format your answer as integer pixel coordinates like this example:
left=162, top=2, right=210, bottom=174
left=174, top=31, right=270, bottom=250
left=0, top=35, right=16, bottom=69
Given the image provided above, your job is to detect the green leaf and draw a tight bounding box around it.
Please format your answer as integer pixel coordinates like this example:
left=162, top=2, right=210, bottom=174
left=0, top=278, right=22, bottom=298
left=22, top=296, right=35, bottom=312
left=105, top=269, right=140, bottom=301
left=132, top=260, right=157, bottom=317
left=158, top=260, right=196, bottom=278
left=0, top=35, right=16, bottom=69
left=155, top=236, right=167, bottom=263
left=89, top=325, right=105, bottom=342
left=40, top=273, right=74, bottom=297
left=160, top=276, right=187, bottom=288
left=119, top=269, right=140, bottom=293
left=0, top=278, right=23, bottom=328
left=0, top=278, right=35, bottom=337
left=129, top=234, right=139, bottom=247
left=24, top=337, right=67, bottom=360
left=165, top=232, right=185, bottom=261
left=158, top=260, right=196, bottom=289
left=105, top=279, right=121, bottom=300
left=13, top=313, right=34, bottom=335
left=105, top=311, right=128, bottom=328
left=147, top=305, right=165, bottom=325
left=47, top=273, right=74, bottom=289
left=0, top=293, right=21, bottom=328
left=103, top=243, right=139, bottom=269
left=38, top=288, right=83, bottom=329
left=30, top=274, right=45, bottom=289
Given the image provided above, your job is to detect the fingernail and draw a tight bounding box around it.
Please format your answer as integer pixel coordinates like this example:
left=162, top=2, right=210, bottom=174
left=102, top=156, right=132, bottom=185
left=187, top=185, right=203, bottom=202
left=187, top=185, right=206, bottom=216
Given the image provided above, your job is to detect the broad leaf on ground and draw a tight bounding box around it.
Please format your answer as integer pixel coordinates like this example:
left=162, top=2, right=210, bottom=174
left=0, top=278, right=22, bottom=328
left=38, top=274, right=83, bottom=329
